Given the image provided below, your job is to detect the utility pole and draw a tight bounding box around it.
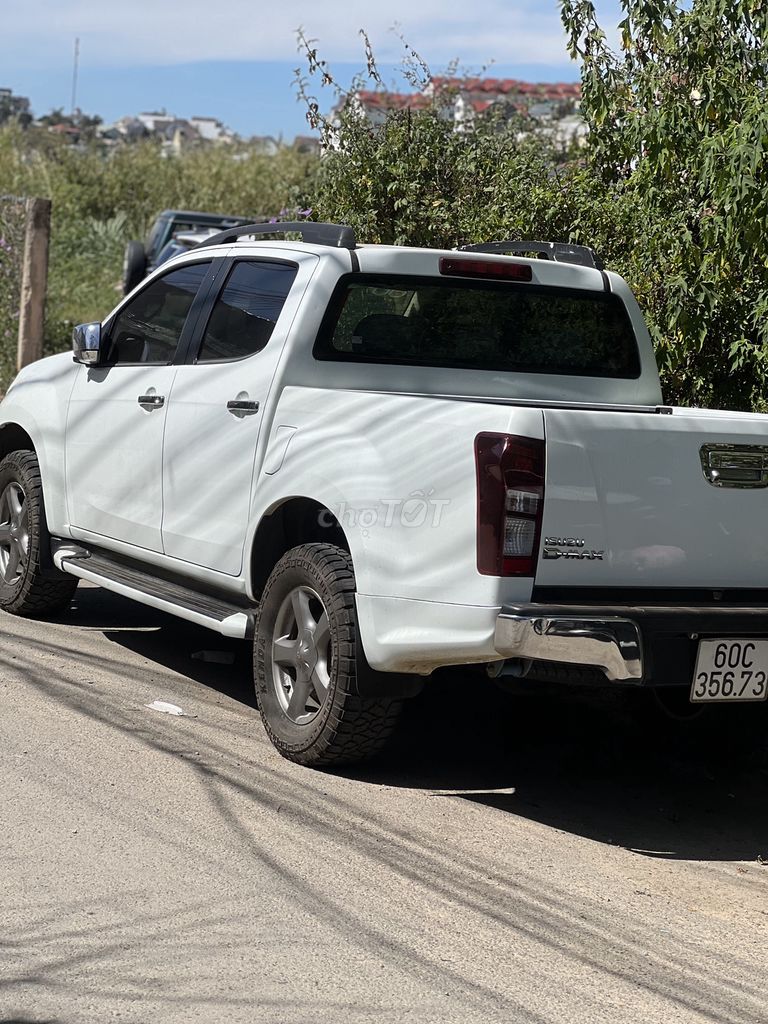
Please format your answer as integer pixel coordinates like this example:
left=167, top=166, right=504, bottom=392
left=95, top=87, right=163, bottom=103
left=71, top=37, right=80, bottom=115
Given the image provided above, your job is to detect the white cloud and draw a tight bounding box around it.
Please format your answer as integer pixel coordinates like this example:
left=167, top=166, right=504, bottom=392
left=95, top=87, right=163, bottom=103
left=2, top=0, right=578, bottom=69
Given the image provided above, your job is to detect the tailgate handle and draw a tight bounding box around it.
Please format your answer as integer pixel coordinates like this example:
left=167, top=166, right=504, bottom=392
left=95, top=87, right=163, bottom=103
left=700, top=443, right=768, bottom=488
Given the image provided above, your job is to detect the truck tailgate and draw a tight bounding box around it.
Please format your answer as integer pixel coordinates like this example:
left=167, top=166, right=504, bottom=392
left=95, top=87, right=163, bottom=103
left=537, top=407, right=768, bottom=590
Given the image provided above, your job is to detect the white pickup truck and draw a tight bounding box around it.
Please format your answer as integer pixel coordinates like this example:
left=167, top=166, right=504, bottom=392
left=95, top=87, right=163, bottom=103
left=2, top=222, right=767, bottom=766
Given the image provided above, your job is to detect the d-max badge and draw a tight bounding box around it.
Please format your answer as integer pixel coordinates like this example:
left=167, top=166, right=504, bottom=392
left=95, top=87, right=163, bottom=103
left=543, top=537, right=604, bottom=561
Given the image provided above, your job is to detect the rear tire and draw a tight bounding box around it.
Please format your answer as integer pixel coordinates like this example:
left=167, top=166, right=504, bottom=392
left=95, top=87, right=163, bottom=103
left=254, top=543, right=402, bottom=767
left=122, top=240, right=146, bottom=295
left=0, top=450, right=77, bottom=617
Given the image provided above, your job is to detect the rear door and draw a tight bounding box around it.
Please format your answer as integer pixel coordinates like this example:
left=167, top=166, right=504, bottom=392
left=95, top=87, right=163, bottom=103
left=160, top=254, right=311, bottom=575
left=538, top=408, right=768, bottom=590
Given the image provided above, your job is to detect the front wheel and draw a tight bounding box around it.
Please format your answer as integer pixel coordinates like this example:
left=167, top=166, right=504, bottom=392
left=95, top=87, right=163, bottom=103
left=0, top=450, right=77, bottom=616
left=254, top=543, right=402, bottom=767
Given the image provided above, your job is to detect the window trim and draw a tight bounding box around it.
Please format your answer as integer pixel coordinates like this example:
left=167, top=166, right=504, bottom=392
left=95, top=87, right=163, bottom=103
left=102, top=259, right=217, bottom=368
left=313, top=273, right=642, bottom=381
left=184, top=256, right=299, bottom=366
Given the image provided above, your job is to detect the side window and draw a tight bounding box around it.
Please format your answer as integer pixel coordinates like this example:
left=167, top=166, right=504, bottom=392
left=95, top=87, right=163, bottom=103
left=107, top=262, right=210, bottom=365
left=196, top=260, right=297, bottom=362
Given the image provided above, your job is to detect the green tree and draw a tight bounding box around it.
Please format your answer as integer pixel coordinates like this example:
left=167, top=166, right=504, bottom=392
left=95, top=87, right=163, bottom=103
left=295, top=32, right=606, bottom=252
left=560, top=0, right=768, bottom=409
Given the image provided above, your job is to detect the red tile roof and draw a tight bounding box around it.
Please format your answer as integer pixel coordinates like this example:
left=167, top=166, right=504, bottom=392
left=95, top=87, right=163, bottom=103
left=341, top=78, right=580, bottom=123
left=430, top=76, right=581, bottom=101
left=355, top=90, right=430, bottom=111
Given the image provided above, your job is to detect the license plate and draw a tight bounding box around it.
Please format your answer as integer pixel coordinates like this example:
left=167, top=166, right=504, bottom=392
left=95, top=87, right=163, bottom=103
left=691, top=639, right=768, bottom=702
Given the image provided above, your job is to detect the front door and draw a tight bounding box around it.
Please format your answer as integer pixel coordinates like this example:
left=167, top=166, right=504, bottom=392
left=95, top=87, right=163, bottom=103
left=65, top=261, right=213, bottom=552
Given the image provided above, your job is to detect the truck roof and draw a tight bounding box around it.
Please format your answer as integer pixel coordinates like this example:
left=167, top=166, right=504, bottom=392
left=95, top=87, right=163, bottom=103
left=193, top=236, right=609, bottom=293
left=172, top=221, right=662, bottom=409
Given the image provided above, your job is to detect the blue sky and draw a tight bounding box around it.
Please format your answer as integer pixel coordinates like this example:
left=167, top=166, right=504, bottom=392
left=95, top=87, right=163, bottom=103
left=1, top=1, right=624, bottom=139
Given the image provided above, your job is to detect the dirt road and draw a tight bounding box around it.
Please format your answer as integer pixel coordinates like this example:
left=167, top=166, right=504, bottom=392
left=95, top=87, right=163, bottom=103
left=2, top=584, right=767, bottom=1023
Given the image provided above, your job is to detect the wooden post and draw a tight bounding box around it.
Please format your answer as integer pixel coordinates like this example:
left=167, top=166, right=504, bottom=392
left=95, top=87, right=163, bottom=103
left=17, top=197, right=51, bottom=370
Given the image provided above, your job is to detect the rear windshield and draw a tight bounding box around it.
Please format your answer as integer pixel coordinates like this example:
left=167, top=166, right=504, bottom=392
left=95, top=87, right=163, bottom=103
left=314, top=274, right=641, bottom=379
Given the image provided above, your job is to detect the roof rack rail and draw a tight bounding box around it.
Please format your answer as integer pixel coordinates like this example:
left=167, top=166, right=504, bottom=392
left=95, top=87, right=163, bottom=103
left=195, top=221, right=357, bottom=251
left=458, top=239, right=604, bottom=271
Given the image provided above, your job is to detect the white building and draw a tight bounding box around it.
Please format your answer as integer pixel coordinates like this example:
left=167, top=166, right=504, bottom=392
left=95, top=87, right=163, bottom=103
left=189, top=116, right=235, bottom=143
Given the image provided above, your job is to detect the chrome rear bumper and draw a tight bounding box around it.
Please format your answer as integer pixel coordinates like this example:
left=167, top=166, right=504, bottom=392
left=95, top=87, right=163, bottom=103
left=494, top=613, right=643, bottom=682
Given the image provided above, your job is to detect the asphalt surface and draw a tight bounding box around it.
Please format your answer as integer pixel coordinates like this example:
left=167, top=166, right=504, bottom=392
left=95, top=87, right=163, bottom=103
left=2, top=582, right=768, bottom=1024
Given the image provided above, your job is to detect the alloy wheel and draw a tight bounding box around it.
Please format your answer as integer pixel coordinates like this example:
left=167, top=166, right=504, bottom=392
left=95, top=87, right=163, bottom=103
left=271, top=585, right=332, bottom=725
left=0, top=482, right=29, bottom=586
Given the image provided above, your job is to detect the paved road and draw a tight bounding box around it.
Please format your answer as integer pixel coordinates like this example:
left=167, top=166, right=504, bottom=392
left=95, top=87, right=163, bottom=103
left=2, top=583, right=768, bottom=1024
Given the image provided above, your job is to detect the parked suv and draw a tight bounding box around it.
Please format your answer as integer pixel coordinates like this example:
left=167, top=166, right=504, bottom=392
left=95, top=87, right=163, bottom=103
left=121, top=209, right=252, bottom=294
left=3, top=221, right=768, bottom=768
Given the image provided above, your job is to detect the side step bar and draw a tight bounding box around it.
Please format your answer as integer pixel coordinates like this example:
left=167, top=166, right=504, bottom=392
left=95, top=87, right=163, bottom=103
left=54, top=547, right=254, bottom=639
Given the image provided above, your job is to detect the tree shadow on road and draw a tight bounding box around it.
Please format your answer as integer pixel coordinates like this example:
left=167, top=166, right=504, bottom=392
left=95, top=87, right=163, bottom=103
left=76, top=585, right=768, bottom=865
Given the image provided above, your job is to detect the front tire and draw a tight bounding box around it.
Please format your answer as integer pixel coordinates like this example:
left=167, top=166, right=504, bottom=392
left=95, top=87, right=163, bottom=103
left=254, top=543, right=402, bottom=767
left=0, top=450, right=77, bottom=616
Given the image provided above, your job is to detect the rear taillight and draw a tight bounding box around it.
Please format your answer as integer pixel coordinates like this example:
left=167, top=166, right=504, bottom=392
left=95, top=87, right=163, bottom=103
left=475, top=433, right=545, bottom=576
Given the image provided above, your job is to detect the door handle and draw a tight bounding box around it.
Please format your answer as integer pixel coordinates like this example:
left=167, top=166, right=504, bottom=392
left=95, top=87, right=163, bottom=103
left=227, top=400, right=259, bottom=415
left=138, top=394, right=165, bottom=408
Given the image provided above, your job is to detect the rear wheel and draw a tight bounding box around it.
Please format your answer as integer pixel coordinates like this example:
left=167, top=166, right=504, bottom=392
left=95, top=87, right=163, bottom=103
left=122, top=240, right=146, bottom=295
left=254, top=543, right=402, bottom=766
left=0, top=450, right=77, bottom=616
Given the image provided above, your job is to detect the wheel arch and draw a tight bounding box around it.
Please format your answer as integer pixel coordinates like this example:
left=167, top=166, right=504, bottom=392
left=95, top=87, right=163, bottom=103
left=0, top=422, right=36, bottom=460
left=0, top=417, right=68, bottom=546
left=0, top=440, right=72, bottom=584
left=248, top=496, right=351, bottom=601
left=248, top=496, right=424, bottom=704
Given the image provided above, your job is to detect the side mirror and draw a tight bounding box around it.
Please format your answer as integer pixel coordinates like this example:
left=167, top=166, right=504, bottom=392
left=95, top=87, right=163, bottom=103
left=72, top=322, right=103, bottom=365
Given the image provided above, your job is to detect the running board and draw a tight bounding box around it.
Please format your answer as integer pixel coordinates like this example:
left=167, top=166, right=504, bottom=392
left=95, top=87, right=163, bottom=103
left=54, top=548, right=253, bottom=639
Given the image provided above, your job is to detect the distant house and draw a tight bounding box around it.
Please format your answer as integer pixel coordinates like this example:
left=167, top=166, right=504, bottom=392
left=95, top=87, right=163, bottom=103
left=99, top=116, right=150, bottom=143
left=346, top=89, right=431, bottom=127
left=429, top=77, right=581, bottom=120
left=427, top=77, right=582, bottom=141
left=292, top=135, right=321, bottom=156
left=136, top=112, right=195, bottom=143
left=334, top=77, right=585, bottom=148
left=189, top=115, right=235, bottom=143
left=326, top=89, right=433, bottom=149
left=249, top=135, right=281, bottom=155
left=135, top=110, right=176, bottom=135
left=544, top=113, right=588, bottom=149
left=107, top=111, right=238, bottom=149
left=47, top=123, right=81, bottom=144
